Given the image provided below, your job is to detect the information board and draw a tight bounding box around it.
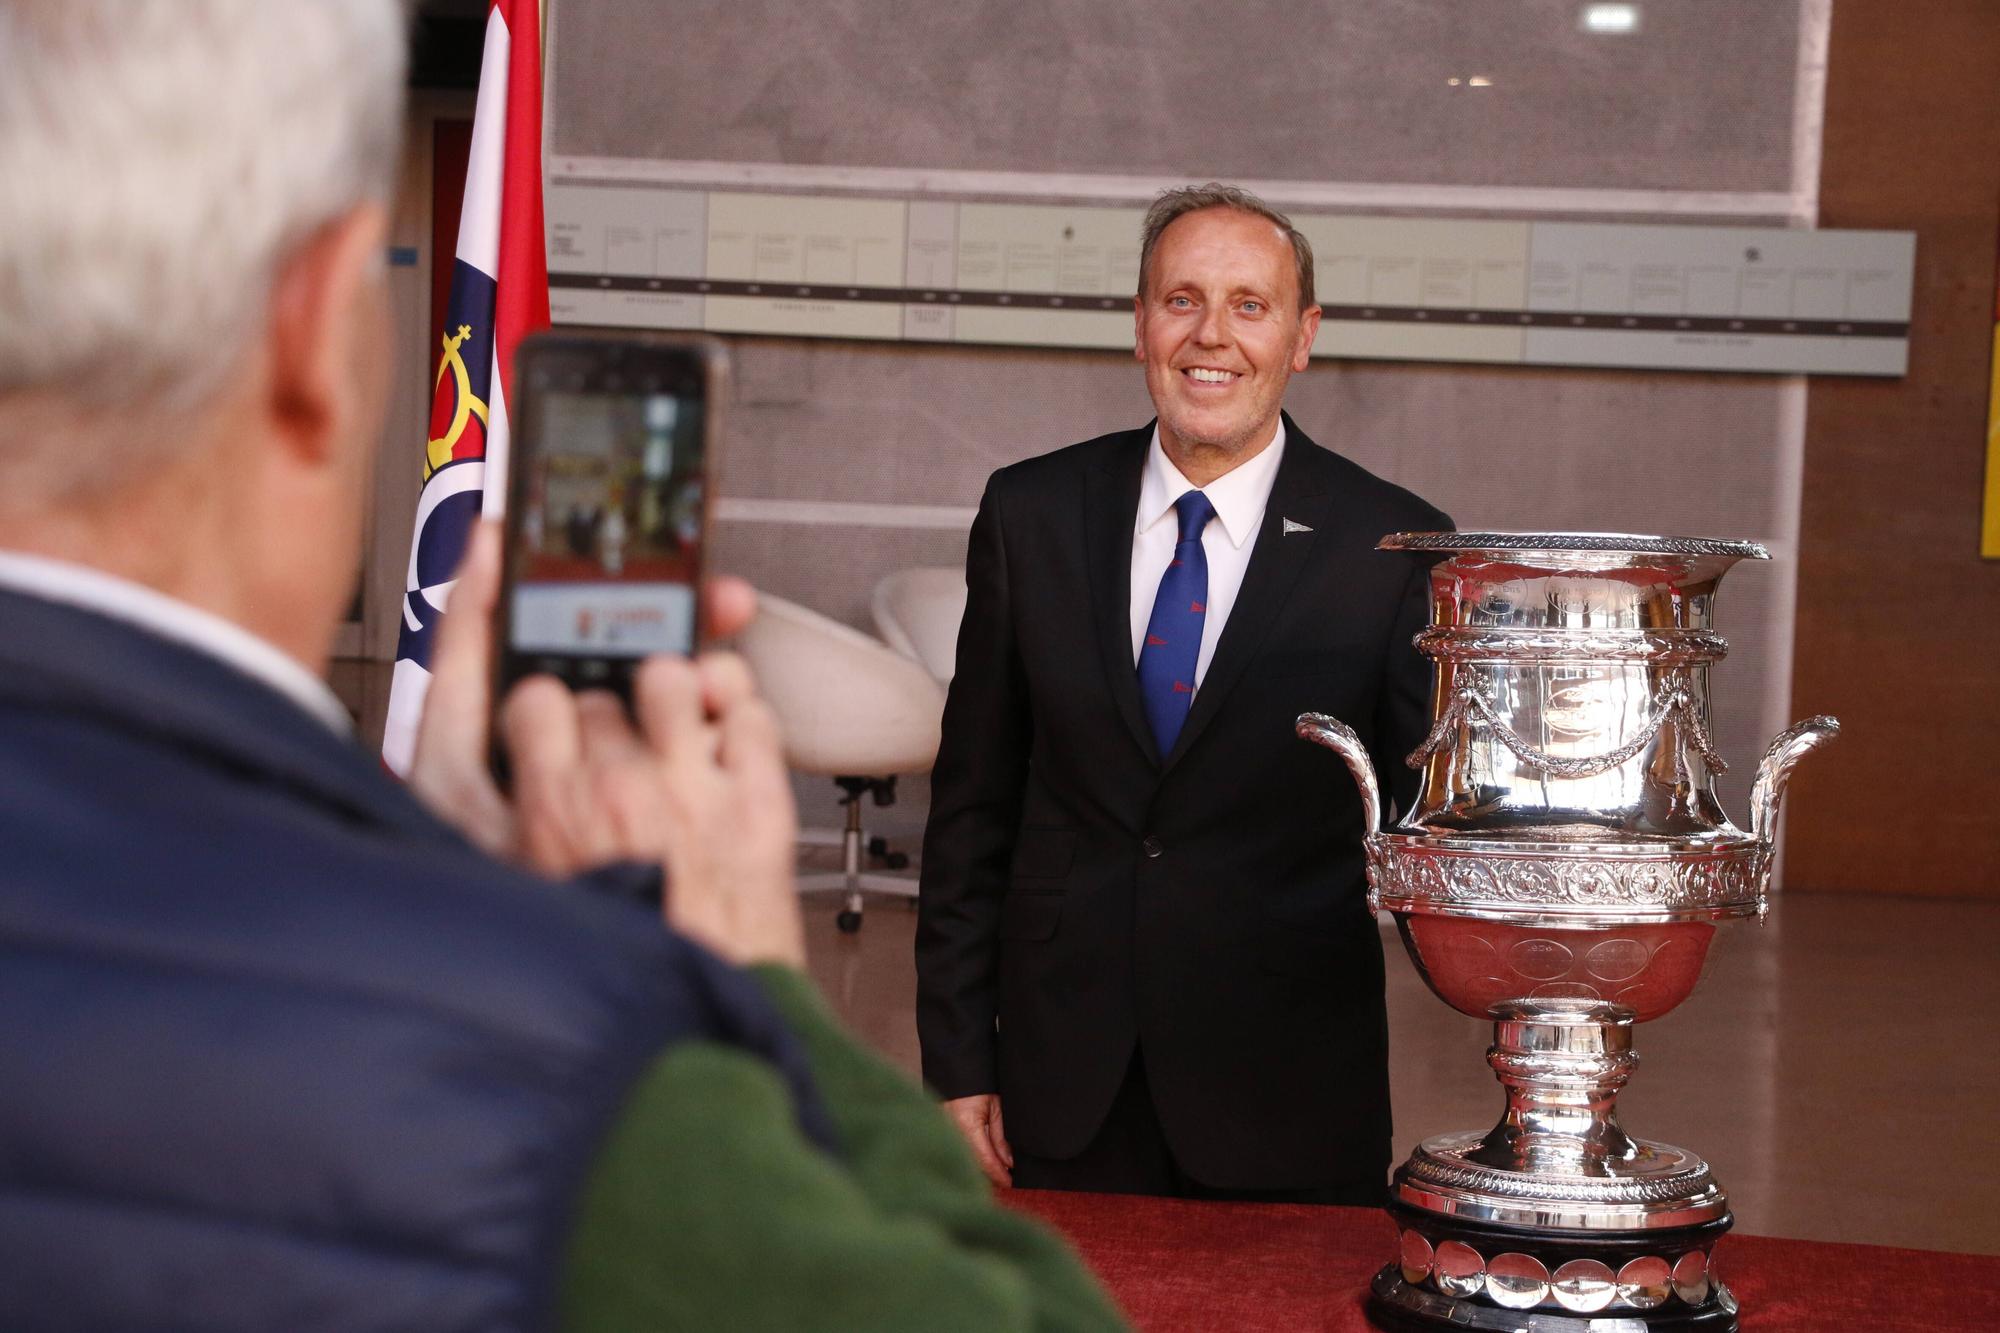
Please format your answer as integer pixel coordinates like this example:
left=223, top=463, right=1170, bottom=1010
left=547, top=172, right=1915, bottom=377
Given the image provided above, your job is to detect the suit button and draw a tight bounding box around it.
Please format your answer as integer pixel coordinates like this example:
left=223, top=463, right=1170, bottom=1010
left=1142, top=836, right=1164, bottom=858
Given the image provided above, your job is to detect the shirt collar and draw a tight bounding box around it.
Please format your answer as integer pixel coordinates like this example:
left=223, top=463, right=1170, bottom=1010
left=0, top=549, right=353, bottom=736
left=1136, top=416, right=1287, bottom=550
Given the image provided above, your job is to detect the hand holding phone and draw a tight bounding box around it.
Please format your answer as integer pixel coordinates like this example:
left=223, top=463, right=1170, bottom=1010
left=409, top=521, right=759, bottom=860
left=407, top=524, right=805, bottom=967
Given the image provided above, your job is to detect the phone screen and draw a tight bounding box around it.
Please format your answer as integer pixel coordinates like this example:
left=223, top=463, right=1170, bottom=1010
left=505, top=367, right=706, bottom=675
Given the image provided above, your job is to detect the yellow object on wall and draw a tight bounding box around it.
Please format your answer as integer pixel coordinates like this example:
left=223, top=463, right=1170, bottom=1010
left=1986, top=294, right=2000, bottom=556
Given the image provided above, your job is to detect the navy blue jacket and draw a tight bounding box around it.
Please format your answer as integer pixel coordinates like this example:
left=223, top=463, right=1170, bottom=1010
left=0, top=587, right=833, bottom=1332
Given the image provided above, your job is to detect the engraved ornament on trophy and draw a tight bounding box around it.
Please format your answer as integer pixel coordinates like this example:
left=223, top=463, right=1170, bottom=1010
left=1297, top=533, right=1837, bottom=1333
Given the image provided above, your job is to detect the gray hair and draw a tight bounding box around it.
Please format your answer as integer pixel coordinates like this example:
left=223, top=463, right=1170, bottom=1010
left=1137, top=183, right=1316, bottom=311
left=0, top=0, right=407, bottom=437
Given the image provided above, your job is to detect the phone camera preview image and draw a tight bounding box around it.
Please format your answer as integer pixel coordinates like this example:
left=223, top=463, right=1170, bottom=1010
left=509, top=385, right=703, bottom=667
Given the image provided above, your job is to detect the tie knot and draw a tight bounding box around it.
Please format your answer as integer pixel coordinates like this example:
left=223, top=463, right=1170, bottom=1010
left=1174, top=490, right=1215, bottom=543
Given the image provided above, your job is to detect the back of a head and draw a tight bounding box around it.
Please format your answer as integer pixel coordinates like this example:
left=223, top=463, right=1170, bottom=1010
left=0, top=0, right=407, bottom=508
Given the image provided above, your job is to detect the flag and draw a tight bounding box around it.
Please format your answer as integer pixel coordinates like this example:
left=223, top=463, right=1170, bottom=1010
left=383, top=0, right=550, bottom=775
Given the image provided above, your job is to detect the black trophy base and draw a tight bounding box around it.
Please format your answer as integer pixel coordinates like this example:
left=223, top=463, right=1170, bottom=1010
left=1365, top=1198, right=1739, bottom=1332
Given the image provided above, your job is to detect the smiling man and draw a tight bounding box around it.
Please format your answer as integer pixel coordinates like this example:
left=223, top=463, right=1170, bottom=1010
left=917, top=184, right=1453, bottom=1200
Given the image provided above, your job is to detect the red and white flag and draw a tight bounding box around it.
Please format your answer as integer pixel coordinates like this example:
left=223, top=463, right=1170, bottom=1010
left=383, top=0, right=549, bottom=775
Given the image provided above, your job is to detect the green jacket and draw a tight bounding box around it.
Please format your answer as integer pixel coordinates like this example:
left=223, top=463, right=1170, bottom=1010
left=560, top=965, right=1129, bottom=1331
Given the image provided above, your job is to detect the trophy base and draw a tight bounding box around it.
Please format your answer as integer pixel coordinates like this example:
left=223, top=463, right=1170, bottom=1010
left=1369, top=1197, right=1737, bottom=1331
left=1368, top=1266, right=1738, bottom=1332
left=1397, top=1131, right=1730, bottom=1232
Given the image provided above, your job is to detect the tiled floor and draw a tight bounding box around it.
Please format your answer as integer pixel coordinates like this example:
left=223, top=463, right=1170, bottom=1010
left=799, top=885, right=2000, bottom=1257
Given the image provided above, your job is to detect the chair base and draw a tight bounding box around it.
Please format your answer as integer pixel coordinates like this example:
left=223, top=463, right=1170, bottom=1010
left=798, top=874, right=919, bottom=932
left=797, top=776, right=919, bottom=933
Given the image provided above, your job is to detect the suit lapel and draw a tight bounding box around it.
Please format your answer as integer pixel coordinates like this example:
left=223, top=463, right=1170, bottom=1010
left=1162, top=416, right=1332, bottom=773
left=1083, top=427, right=1161, bottom=765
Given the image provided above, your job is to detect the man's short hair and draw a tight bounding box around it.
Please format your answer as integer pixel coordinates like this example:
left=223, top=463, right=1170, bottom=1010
left=1137, top=183, right=1317, bottom=311
left=0, top=0, right=406, bottom=485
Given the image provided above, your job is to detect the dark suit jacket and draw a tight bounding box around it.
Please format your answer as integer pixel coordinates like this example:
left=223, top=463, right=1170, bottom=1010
left=916, top=415, right=1449, bottom=1189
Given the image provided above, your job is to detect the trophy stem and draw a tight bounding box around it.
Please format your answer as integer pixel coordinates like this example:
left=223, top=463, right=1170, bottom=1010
left=1466, top=999, right=1640, bottom=1176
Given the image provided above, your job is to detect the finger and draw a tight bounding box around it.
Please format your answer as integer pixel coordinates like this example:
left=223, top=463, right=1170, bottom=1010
left=702, top=575, right=758, bottom=641
left=974, top=1140, right=1010, bottom=1189
left=574, top=688, right=650, bottom=766
left=574, top=688, right=665, bottom=837
left=501, top=676, right=590, bottom=873
left=502, top=675, right=584, bottom=776
left=567, top=689, right=662, bottom=862
left=953, top=1109, right=1009, bottom=1188
left=411, top=522, right=503, bottom=775
left=989, top=1100, right=1015, bottom=1171
left=695, top=650, right=758, bottom=718
left=716, top=697, right=795, bottom=833
left=631, top=654, right=707, bottom=764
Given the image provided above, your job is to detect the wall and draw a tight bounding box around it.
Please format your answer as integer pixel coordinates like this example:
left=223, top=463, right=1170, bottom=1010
left=534, top=0, right=1833, bottom=839
left=1785, top=0, right=2000, bottom=896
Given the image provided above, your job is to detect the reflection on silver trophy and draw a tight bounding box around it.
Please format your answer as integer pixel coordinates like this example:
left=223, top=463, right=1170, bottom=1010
left=1299, top=533, right=1837, bottom=1333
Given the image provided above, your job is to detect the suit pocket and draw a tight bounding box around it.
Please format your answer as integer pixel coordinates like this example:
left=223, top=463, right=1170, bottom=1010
left=1000, top=893, right=1063, bottom=941
left=1008, top=826, right=1076, bottom=882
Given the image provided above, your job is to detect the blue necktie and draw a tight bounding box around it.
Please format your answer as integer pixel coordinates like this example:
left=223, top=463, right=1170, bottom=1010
left=1137, top=490, right=1215, bottom=755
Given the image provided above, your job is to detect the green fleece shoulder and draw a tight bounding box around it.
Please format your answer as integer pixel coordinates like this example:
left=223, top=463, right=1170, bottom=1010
left=748, top=963, right=993, bottom=1194
left=559, top=980, right=1127, bottom=1333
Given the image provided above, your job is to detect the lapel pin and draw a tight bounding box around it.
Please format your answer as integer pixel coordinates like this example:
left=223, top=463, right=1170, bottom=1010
left=1283, top=518, right=1313, bottom=535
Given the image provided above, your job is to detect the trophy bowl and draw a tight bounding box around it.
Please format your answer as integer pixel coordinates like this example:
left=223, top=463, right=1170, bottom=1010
left=1394, top=914, right=1714, bottom=1024
left=1299, top=533, right=1836, bottom=1333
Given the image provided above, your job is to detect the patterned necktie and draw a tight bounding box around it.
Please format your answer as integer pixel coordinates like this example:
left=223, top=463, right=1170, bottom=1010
left=1137, top=489, right=1216, bottom=756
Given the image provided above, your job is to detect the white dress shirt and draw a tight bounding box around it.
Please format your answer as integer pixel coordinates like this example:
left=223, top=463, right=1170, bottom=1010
left=1128, top=418, right=1286, bottom=691
left=0, top=549, right=353, bottom=735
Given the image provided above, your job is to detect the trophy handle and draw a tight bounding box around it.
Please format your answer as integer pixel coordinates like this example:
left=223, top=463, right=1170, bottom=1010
left=1749, top=715, right=1841, bottom=843
left=1296, top=712, right=1383, bottom=838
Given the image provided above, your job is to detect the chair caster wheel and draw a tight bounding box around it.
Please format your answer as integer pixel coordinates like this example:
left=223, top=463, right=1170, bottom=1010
left=883, top=851, right=909, bottom=870
left=835, top=910, right=863, bottom=933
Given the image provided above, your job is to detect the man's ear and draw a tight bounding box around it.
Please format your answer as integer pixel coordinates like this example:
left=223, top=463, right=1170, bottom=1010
left=263, top=203, right=391, bottom=467
left=1133, top=295, right=1147, bottom=364
left=1292, top=304, right=1322, bottom=373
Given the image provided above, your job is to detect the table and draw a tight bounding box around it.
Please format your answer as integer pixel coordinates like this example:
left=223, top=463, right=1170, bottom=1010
left=1006, top=1189, right=2000, bottom=1331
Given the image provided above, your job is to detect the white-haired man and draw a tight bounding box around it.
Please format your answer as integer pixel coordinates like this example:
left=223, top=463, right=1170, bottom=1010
left=0, top=4, right=1122, bottom=1330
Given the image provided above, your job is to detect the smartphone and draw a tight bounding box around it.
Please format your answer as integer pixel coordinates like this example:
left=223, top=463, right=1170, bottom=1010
left=495, top=331, right=724, bottom=709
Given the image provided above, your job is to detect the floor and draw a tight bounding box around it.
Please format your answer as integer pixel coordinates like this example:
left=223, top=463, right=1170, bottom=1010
left=798, top=882, right=2000, bottom=1257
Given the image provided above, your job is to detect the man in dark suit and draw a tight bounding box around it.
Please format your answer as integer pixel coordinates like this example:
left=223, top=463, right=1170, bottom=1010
left=917, top=184, right=1451, bottom=1201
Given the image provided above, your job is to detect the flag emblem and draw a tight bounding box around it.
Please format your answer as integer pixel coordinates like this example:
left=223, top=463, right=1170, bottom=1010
left=424, top=306, right=494, bottom=480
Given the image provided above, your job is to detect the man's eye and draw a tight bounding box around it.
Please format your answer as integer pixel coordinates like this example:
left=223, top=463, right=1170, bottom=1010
left=1242, top=301, right=1263, bottom=314
left=1169, top=295, right=1193, bottom=308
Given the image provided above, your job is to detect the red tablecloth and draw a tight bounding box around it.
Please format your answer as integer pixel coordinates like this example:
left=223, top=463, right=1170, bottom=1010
left=1005, top=1189, right=2000, bottom=1331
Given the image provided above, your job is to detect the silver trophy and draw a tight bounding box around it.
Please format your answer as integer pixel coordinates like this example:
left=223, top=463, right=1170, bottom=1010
left=1299, top=533, right=1836, bottom=1333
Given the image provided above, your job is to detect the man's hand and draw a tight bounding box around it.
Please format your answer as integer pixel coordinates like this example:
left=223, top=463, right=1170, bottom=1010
left=943, top=1093, right=1013, bottom=1188
left=408, top=523, right=801, bottom=968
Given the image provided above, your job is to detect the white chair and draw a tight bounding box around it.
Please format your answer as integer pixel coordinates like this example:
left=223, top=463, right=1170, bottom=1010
left=738, top=593, right=944, bottom=932
left=870, top=567, right=967, bottom=684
